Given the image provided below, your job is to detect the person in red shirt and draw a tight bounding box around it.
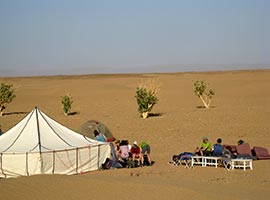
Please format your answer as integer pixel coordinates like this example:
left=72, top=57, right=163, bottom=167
left=130, top=141, right=141, bottom=162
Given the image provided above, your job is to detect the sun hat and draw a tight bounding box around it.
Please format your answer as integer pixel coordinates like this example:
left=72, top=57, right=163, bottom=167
left=133, top=141, right=138, bottom=145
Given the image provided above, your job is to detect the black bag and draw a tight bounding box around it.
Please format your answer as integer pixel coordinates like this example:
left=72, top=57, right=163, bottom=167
left=102, top=158, right=113, bottom=170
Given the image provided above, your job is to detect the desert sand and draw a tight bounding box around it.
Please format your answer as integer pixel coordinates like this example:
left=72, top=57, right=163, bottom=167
left=0, top=70, right=270, bottom=200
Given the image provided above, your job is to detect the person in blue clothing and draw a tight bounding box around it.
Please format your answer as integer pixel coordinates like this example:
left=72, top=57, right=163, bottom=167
left=212, top=138, right=223, bottom=156
left=94, top=130, right=107, bottom=142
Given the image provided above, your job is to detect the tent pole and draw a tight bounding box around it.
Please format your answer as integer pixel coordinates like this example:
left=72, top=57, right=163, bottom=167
left=76, top=148, right=79, bottom=174
left=26, top=152, right=29, bottom=176
left=0, top=153, right=4, bottom=177
left=0, top=153, right=7, bottom=178
left=97, top=145, right=100, bottom=169
left=53, top=151, right=55, bottom=174
left=88, top=146, right=91, bottom=163
left=35, top=108, right=43, bottom=173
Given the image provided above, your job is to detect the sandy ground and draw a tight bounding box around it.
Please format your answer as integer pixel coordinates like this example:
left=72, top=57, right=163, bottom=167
left=0, top=70, right=270, bottom=200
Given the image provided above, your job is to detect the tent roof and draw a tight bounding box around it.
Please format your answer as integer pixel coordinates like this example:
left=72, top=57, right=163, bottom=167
left=78, top=120, right=115, bottom=140
left=0, top=108, right=101, bottom=153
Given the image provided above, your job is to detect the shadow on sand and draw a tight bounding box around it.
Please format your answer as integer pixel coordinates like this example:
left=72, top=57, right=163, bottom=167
left=3, top=111, right=28, bottom=116
left=148, top=113, right=164, bottom=118
left=68, top=111, right=80, bottom=116
left=196, top=106, right=216, bottom=109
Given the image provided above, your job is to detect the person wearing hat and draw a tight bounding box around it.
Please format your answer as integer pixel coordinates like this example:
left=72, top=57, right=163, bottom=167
left=130, top=141, right=141, bottom=162
left=194, top=137, right=212, bottom=156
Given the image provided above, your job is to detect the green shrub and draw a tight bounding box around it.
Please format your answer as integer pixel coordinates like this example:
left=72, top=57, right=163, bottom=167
left=194, top=80, right=215, bottom=108
left=135, top=81, right=159, bottom=119
left=0, top=83, right=16, bottom=116
left=61, top=94, right=73, bottom=115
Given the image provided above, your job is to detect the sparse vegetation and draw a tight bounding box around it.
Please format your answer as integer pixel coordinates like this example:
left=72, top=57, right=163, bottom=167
left=0, top=83, right=16, bottom=116
left=135, top=80, right=159, bottom=119
left=194, top=80, right=215, bottom=108
left=61, top=94, right=73, bottom=115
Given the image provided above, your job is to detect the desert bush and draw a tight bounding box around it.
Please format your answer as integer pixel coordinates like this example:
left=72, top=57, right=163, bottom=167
left=0, top=83, right=16, bottom=116
left=194, top=80, right=215, bottom=108
left=61, top=94, right=73, bottom=115
left=135, top=80, right=159, bottom=119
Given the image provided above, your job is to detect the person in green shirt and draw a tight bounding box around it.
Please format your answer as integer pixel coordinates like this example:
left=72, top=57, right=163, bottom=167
left=139, top=141, right=152, bottom=166
left=194, top=137, right=212, bottom=156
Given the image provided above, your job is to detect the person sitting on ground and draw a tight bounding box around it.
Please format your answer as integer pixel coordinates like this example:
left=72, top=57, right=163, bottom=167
left=139, top=141, right=152, bottom=166
left=93, top=130, right=107, bottom=142
left=119, top=140, right=130, bottom=160
left=130, top=141, right=141, bottom=162
left=212, top=138, right=223, bottom=156
left=194, top=137, right=212, bottom=156
left=114, top=140, right=121, bottom=158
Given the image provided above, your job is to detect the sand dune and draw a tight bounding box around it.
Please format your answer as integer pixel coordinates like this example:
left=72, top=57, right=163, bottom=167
left=0, top=70, right=270, bottom=199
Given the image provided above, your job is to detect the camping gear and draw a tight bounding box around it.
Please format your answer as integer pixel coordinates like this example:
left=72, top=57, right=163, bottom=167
left=0, top=108, right=111, bottom=178
left=78, top=120, right=115, bottom=142
left=102, top=158, right=113, bottom=170
left=224, top=158, right=253, bottom=171
left=126, top=160, right=139, bottom=168
left=223, top=145, right=237, bottom=155
left=252, top=146, right=270, bottom=160
left=170, top=152, right=194, bottom=168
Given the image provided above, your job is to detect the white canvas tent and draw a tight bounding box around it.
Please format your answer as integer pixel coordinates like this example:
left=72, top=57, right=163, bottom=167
left=0, top=108, right=111, bottom=178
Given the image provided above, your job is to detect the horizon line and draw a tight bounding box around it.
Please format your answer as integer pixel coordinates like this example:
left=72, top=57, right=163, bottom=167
left=1, top=66, right=270, bottom=78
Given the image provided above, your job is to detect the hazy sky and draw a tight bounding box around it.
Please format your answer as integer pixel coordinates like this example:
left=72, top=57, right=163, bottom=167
left=0, top=0, right=269, bottom=76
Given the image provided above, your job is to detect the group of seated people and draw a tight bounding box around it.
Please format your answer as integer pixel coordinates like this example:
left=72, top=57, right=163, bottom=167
left=194, top=137, right=224, bottom=157
left=194, top=136, right=249, bottom=158
left=93, top=130, right=153, bottom=168
left=114, top=139, right=152, bottom=167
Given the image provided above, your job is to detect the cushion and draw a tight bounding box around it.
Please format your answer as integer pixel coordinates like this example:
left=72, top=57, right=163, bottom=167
left=236, top=143, right=252, bottom=156
left=253, top=146, right=270, bottom=160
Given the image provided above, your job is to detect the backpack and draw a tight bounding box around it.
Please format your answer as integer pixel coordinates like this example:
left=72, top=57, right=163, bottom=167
left=102, top=158, right=113, bottom=170
left=223, top=148, right=233, bottom=158
left=126, top=160, right=139, bottom=168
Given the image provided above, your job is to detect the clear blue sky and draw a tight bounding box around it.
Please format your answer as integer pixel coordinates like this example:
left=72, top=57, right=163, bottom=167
left=0, top=0, right=269, bottom=76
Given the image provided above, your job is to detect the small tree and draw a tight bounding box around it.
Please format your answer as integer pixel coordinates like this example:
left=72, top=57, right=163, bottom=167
left=194, top=80, right=215, bottom=108
left=61, top=94, right=73, bottom=115
left=0, top=83, right=16, bottom=116
left=135, top=80, right=159, bottom=119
